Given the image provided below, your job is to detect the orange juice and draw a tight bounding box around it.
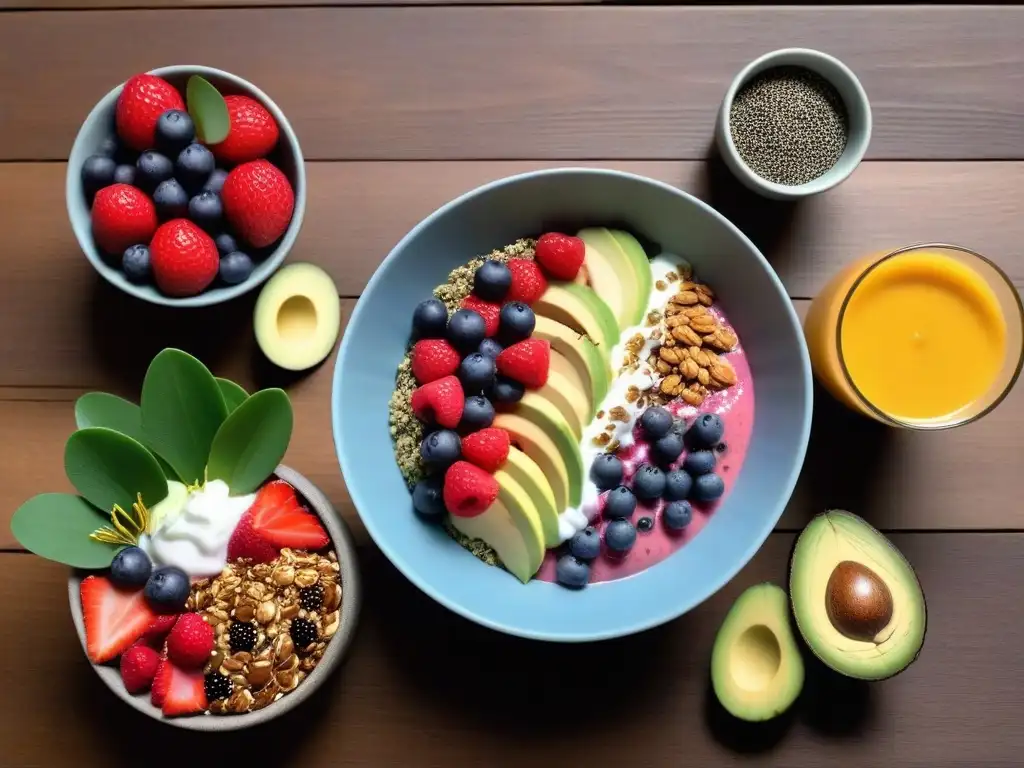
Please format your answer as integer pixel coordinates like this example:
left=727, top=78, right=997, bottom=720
left=805, top=245, right=1023, bottom=428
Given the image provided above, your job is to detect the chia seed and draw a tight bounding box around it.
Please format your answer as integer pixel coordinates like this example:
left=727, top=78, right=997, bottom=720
left=728, top=66, right=848, bottom=186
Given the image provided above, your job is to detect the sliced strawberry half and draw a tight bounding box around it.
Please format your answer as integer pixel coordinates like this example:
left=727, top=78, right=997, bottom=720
left=152, top=654, right=207, bottom=716
left=227, top=511, right=279, bottom=563
left=139, top=614, right=179, bottom=646
left=80, top=575, right=158, bottom=664
left=247, top=480, right=329, bottom=550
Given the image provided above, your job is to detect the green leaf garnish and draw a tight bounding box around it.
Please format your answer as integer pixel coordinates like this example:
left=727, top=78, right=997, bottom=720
left=74, top=392, right=179, bottom=481
left=65, top=427, right=168, bottom=515
left=207, top=388, right=293, bottom=495
left=187, top=75, right=230, bottom=145
left=216, top=378, right=249, bottom=414
left=141, top=349, right=228, bottom=484
left=11, top=493, right=119, bottom=569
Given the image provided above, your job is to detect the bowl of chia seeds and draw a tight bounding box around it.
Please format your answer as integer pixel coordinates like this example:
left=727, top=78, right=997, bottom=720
left=715, top=48, right=872, bottom=200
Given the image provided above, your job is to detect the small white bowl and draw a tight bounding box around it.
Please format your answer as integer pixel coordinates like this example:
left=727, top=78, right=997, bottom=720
left=715, top=48, right=872, bottom=201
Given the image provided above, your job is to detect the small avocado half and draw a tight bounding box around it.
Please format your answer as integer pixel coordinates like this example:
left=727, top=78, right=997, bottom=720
left=711, top=583, right=805, bottom=722
left=789, top=509, right=927, bottom=681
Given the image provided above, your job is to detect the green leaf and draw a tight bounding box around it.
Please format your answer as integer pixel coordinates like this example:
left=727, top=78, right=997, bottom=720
left=141, top=349, right=228, bottom=484
left=65, top=427, right=169, bottom=514
left=11, top=493, right=120, bottom=569
left=74, top=392, right=179, bottom=481
left=187, top=75, right=230, bottom=145
left=207, top=389, right=293, bottom=495
left=216, top=378, right=249, bottom=414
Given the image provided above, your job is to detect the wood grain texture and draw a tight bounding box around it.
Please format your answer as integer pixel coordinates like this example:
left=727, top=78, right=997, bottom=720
left=1, top=6, right=1022, bottom=160
left=3, top=533, right=1023, bottom=766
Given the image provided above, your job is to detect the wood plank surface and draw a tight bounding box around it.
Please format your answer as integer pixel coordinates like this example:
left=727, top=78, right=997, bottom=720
left=2, top=532, right=1022, bottom=766
left=1, top=7, right=1022, bottom=161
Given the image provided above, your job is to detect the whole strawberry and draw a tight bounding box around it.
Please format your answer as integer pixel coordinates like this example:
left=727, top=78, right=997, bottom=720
left=411, top=339, right=461, bottom=384
left=506, top=258, right=548, bottom=305
left=116, top=74, right=186, bottom=152
left=166, top=613, right=214, bottom=669
left=91, top=183, right=158, bottom=254
left=222, top=159, right=295, bottom=249
left=410, top=375, right=464, bottom=428
left=462, top=428, right=510, bottom=473
left=443, top=461, right=499, bottom=518
left=149, top=219, right=219, bottom=297
left=211, top=95, right=280, bottom=166
left=535, top=233, right=585, bottom=281
left=119, top=643, right=161, bottom=693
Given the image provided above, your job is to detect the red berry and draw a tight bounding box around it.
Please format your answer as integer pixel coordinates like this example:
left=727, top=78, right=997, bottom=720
left=91, top=183, right=158, bottom=255
left=506, top=259, right=548, bottom=305
left=80, top=575, right=158, bottom=664
left=410, top=339, right=461, bottom=384
left=246, top=480, right=330, bottom=551
left=149, top=219, right=219, bottom=297
left=221, top=159, right=295, bottom=249
left=496, top=339, right=550, bottom=389
left=410, top=375, right=465, bottom=428
left=140, top=614, right=179, bottom=646
left=460, top=295, right=501, bottom=337
left=535, top=233, right=586, bottom=281
left=443, top=461, right=500, bottom=518
left=151, top=655, right=207, bottom=717
left=227, top=511, right=279, bottom=564
left=461, top=428, right=510, bottom=473
left=166, top=613, right=215, bottom=669
left=120, top=643, right=161, bottom=693
left=115, top=74, right=186, bottom=152
left=210, top=95, right=280, bottom=165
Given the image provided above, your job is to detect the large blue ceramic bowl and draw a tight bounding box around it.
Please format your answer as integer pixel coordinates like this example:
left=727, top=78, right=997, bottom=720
left=333, top=169, right=812, bottom=642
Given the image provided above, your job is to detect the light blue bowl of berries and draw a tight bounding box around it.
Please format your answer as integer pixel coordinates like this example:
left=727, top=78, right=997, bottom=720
left=333, top=168, right=813, bottom=642
left=67, top=65, right=306, bottom=307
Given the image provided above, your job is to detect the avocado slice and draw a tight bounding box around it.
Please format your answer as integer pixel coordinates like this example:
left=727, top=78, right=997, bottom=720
left=533, top=282, right=620, bottom=351
left=493, top=412, right=570, bottom=513
left=789, top=509, right=927, bottom=681
left=502, top=446, right=560, bottom=548
left=711, top=583, right=805, bottom=722
left=577, top=228, right=648, bottom=328
left=254, top=263, right=342, bottom=371
left=511, top=391, right=584, bottom=508
left=536, top=367, right=587, bottom=439
left=607, top=229, right=654, bottom=311
left=532, top=315, right=611, bottom=406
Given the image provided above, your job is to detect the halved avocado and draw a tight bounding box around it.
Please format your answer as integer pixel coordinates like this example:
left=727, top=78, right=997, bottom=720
left=502, top=446, right=560, bottom=548
left=513, top=391, right=584, bottom=507
left=789, top=509, right=927, bottom=681
left=254, top=263, right=342, bottom=372
left=532, top=315, right=611, bottom=405
left=493, top=413, right=570, bottom=513
left=577, top=228, right=648, bottom=327
left=711, top=583, right=805, bottom=722
left=533, top=282, right=620, bottom=351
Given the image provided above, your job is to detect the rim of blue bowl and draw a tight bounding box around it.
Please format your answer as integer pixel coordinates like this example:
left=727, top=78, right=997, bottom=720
left=66, top=64, right=307, bottom=308
left=333, top=167, right=813, bottom=642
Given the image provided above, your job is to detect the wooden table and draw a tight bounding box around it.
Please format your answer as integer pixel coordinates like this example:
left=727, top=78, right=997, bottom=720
left=1, top=2, right=1022, bottom=765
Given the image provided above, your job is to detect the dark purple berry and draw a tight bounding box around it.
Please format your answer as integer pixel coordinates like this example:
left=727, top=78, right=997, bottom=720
left=188, top=191, right=222, bottom=232
left=121, top=244, right=151, bottom=284
left=219, top=251, right=254, bottom=285
left=152, top=178, right=189, bottom=220
left=81, top=154, right=116, bottom=197
left=136, top=150, right=174, bottom=193
left=155, top=109, right=195, bottom=155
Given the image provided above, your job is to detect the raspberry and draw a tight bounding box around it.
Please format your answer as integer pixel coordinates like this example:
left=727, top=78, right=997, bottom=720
left=410, top=375, right=465, bottom=428
left=410, top=339, right=461, bottom=384
left=461, top=428, right=511, bottom=473
left=535, top=232, right=586, bottom=281
left=166, top=613, right=214, bottom=669
left=119, top=643, right=161, bottom=693
left=443, top=461, right=499, bottom=518
left=506, top=259, right=548, bottom=305
left=496, top=339, right=551, bottom=389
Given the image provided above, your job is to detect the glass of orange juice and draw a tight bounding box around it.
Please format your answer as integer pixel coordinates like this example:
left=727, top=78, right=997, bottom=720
left=804, top=243, right=1024, bottom=429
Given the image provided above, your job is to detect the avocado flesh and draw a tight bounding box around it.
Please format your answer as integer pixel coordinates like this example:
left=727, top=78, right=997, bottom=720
left=493, top=413, right=571, bottom=513
left=711, top=583, right=805, bottom=722
left=607, top=229, right=654, bottom=311
left=533, top=282, right=620, bottom=352
left=501, top=446, right=561, bottom=548
left=789, top=509, right=927, bottom=681
left=577, top=228, right=648, bottom=327
left=514, top=391, right=584, bottom=508
left=532, top=315, right=611, bottom=405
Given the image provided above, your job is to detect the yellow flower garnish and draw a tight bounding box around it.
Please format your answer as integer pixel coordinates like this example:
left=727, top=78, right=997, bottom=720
left=89, top=493, right=151, bottom=547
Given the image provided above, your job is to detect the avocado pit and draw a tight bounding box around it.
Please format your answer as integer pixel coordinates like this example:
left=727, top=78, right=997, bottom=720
left=825, top=560, right=893, bottom=642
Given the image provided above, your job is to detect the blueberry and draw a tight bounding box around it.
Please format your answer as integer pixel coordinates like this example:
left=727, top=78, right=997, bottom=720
left=121, top=244, right=151, bottom=284
left=419, top=429, right=461, bottom=469
left=188, top=190, right=223, bottom=232
left=498, top=301, right=535, bottom=344
left=603, top=485, right=636, bottom=519
left=113, top=163, right=136, bottom=186
left=458, top=352, right=496, bottom=395
left=219, top=251, right=254, bottom=285
left=692, top=473, right=725, bottom=502
left=556, top=554, right=590, bottom=589
left=97, top=136, right=119, bottom=158
left=687, top=413, right=725, bottom=448
left=81, top=154, right=116, bottom=197
left=664, top=469, right=693, bottom=501
left=144, top=566, right=190, bottom=612
left=639, top=406, right=673, bottom=440
left=477, top=337, right=504, bottom=360
left=651, top=431, right=684, bottom=466
left=412, top=475, right=446, bottom=520
left=632, top=464, right=666, bottom=501
left=491, top=375, right=525, bottom=405
left=203, top=168, right=229, bottom=194
left=175, top=143, right=215, bottom=192
left=637, top=516, right=654, bottom=533
left=473, top=260, right=512, bottom=302
left=215, top=232, right=238, bottom=256
left=683, top=449, right=717, bottom=476
left=155, top=109, right=195, bottom=155
left=590, top=453, right=623, bottom=491
left=109, top=546, right=152, bottom=588
left=605, top=519, right=637, bottom=554
left=135, top=150, right=174, bottom=192
left=447, top=309, right=486, bottom=352
left=569, top=527, right=601, bottom=560
left=663, top=500, right=693, bottom=531
left=459, top=395, right=495, bottom=431
left=152, top=178, right=189, bottom=219
left=412, top=298, right=448, bottom=339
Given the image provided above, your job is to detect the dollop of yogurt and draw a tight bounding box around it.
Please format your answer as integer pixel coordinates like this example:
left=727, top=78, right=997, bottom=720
left=139, top=479, right=257, bottom=578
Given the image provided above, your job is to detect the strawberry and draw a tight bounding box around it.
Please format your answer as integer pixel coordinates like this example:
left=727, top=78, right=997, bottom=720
left=410, top=375, right=464, bottom=428
left=222, top=159, right=295, bottom=249
left=149, top=219, right=219, bottom=297
left=91, top=183, right=158, bottom=254
left=80, top=575, right=158, bottom=664
left=411, top=339, right=460, bottom=384
left=462, top=428, right=510, bottom=473
left=227, top=511, right=279, bottom=564
left=496, top=339, right=550, bottom=389
left=247, top=480, right=330, bottom=550
left=460, top=295, right=501, bottom=337
left=166, top=613, right=214, bottom=669
left=506, top=259, right=548, bottom=305
left=443, top=461, right=499, bottom=518
left=115, top=73, right=186, bottom=151
left=119, top=643, right=161, bottom=694
left=535, top=233, right=586, bottom=280
left=211, top=95, right=280, bottom=166
left=152, top=656, right=207, bottom=717
left=140, top=614, right=178, bottom=646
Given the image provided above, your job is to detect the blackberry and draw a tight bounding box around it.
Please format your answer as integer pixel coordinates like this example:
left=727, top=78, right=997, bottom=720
left=204, top=672, right=232, bottom=702
left=299, top=585, right=324, bottom=612
left=290, top=618, right=318, bottom=649
left=228, top=621, right=257, bottom=653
